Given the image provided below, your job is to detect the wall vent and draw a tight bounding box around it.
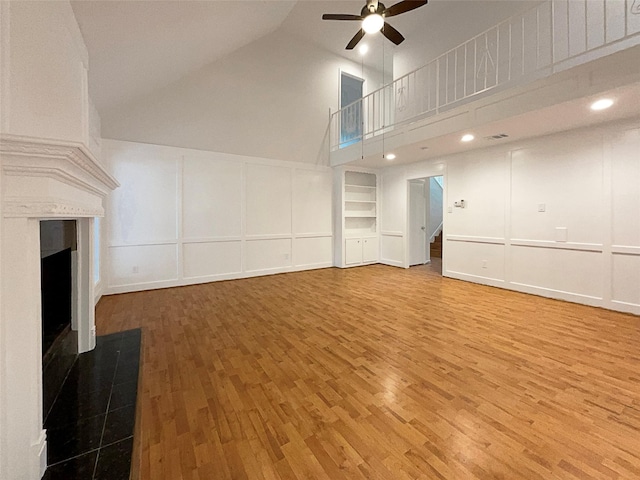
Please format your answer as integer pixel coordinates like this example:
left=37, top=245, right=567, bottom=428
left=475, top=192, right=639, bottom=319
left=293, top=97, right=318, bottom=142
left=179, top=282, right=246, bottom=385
left=484, top=133, right=509, bottom=140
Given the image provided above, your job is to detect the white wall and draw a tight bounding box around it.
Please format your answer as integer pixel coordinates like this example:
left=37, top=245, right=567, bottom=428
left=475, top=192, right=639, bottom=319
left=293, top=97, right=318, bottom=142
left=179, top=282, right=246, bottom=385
left=380, top=118, right=640, bottom=315
left=103, top=139, right=333, bottom=294
left=1, top=1, right=89, bottom=143
left=101, top=29, right=386, bottom=166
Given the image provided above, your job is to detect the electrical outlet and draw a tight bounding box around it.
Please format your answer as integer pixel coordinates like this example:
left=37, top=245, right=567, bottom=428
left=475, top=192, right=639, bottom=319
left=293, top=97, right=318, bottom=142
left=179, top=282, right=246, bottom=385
left=132, top=266, right=139, bottom=274
left=284, top=253, right=290, bottom=260
left=482, top=260, right=487, bottom=269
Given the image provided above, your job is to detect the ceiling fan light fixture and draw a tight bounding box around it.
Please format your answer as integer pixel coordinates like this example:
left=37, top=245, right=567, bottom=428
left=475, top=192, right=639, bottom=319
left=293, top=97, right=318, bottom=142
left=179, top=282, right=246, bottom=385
left=362, top=14, right=384, bottom=34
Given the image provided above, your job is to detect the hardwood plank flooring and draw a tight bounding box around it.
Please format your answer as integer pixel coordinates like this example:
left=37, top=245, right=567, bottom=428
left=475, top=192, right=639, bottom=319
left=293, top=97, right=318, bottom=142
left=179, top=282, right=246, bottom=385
left=95, top=265, right=640, bottom=480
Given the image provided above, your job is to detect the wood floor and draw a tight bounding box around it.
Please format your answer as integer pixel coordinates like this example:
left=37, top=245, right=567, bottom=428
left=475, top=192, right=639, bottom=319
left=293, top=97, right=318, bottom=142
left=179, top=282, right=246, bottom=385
left=95, top=264, right=640, bottom=480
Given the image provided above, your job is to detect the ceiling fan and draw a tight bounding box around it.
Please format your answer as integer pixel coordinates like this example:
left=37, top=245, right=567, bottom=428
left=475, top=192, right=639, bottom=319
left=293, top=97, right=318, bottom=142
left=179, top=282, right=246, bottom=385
left=322, top=0, right=428, bottom=50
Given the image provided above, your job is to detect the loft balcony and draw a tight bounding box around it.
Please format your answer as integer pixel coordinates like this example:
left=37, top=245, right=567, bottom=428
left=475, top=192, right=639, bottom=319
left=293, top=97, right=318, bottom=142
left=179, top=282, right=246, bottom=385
left=330, top=0, right=640, bottom=168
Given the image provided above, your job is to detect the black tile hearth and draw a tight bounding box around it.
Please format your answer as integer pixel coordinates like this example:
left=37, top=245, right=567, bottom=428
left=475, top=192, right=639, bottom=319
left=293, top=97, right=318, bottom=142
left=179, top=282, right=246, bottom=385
left=44, top=329, right=141, bottom=480
left=44, top=386, right=112, bottom=428
left=102, top=404, right=136, bottom=446
left=42, top=450, right=98, bottom=480
left=93, top=437, right=134, bottom=480
left=46, top=413, right=105, bottom=465
left=108, top=380, right=138, bottom=411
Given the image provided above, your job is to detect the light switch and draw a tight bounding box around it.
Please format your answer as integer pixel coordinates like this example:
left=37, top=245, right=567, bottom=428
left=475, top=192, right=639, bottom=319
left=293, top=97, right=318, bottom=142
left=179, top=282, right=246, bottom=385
left=555, top=227, right=568, bottom=242
left=448, top=206, right=453, bottom=213
left=538, top=203, right=546, bottom=212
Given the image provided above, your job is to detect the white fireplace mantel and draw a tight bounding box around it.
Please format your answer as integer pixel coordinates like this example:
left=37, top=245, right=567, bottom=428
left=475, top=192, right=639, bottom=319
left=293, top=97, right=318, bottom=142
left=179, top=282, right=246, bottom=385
left=1, top=134, right=119, bottom=217
left=0, top=134, right=119, bottom=480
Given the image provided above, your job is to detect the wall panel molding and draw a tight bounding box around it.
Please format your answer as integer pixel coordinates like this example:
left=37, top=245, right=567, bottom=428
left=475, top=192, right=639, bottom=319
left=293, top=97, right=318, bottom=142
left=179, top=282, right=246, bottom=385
left=510, top=239, right=604, bottom=252
left=446, top=235, right=506, bottom=245
left=104, top=140, right=333, bottom=294
left=182, top=236, right=242, bottom=244
left=378, top=117, right=640, bottom=315
left=611, top=245, right=640, bottom=255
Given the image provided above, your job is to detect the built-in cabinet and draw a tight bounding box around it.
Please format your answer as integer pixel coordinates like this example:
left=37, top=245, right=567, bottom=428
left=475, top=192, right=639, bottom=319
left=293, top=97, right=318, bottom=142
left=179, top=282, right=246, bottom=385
left=334, top=169, right=379, bottom=267
left=345, top=237, right=378, bottom=265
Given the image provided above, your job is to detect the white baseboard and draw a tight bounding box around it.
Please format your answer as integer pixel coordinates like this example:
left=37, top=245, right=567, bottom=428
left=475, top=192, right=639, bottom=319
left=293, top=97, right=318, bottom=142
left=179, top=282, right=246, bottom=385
left=94, top=280, right=104, bottom=305
left=380, top=258, right=405, bottom=268
left=610, top=300, right=640, bottom=315
left=105, top=262, right=333, bottom=295
left=33, top=430, right=47, bottom=479
left=508, top=281, right=602, bottom=307
left=443, top=269, right=640, bottom=314
left=445, top=270, right=506, bottom=286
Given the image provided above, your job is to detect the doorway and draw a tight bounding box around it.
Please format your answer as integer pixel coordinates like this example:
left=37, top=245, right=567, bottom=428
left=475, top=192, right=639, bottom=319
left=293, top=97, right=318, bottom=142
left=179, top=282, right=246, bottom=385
left=408, top=176, right=444, bottom=273
left=340, top=71, right=364, bottom=147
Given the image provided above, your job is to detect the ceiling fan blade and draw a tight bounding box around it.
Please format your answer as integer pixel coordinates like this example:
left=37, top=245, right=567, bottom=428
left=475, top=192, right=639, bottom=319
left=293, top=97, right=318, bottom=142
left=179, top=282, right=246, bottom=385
left=383, top=0, right=428, bottom=18
left=382, top=22, right=405, bottom=45
left=322, top=13, right=363, bottom=21
left=346, top=29, right=366, bottom=50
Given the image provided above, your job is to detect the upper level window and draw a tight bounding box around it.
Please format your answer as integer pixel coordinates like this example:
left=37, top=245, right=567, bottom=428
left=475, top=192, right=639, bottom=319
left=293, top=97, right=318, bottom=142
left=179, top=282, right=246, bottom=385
left=340, top=72, right=364, bottom=148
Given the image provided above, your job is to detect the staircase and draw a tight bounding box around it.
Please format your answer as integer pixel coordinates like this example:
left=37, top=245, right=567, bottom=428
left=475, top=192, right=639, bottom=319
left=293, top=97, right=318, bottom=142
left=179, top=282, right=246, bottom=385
left=430, top=231, right=442, bottom=259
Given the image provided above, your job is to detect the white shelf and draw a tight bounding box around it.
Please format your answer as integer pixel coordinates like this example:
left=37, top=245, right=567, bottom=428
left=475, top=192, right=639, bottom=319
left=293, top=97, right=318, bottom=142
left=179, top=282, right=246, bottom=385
left=340, top=171, right=378, bottom=266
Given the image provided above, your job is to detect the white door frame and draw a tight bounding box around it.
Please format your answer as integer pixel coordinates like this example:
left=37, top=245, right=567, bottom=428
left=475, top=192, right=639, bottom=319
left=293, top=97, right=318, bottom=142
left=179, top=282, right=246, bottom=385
left=408, top=179, right=428, bottom=266
left=404, top=171, right=446, bottom=270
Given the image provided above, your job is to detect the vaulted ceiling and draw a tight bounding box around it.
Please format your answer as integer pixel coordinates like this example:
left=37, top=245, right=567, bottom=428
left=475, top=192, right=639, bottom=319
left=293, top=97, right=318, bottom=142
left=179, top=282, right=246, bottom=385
left=70, top=0, right=431, bottom=115
left=70, top=1, right=298, bottom=113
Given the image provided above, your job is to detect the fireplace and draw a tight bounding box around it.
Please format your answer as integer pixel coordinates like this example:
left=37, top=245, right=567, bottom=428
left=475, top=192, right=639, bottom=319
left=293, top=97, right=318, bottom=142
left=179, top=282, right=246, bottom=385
left=40, top=220, right=79, bottom=420
left=0, top=134, right=119, bottom=479
left=41, top=220, right=76, bottom=353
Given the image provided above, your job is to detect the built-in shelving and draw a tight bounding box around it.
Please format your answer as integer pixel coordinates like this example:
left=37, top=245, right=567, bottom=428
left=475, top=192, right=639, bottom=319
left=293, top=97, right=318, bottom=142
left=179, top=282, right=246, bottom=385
left=339, top=171, right=378, bottom=265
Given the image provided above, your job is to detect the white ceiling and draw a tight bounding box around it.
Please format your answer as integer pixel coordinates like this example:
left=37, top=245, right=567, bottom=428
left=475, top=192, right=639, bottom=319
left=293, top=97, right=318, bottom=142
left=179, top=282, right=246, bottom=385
left=70, top=0, right=434, bottom=114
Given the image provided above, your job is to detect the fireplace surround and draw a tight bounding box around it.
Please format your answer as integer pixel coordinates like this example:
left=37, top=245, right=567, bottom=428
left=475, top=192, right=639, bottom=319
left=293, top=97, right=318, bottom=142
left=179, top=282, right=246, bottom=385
left=0, top=134, right=118, bottom=479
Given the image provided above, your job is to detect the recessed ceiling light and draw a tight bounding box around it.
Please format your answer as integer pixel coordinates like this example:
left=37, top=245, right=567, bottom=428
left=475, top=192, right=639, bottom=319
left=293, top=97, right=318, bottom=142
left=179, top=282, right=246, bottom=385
left=590, top=98, right=614, bottom=111
left=461, top=134, right=475, bottom=142
left=386, top=153, right=396, bottom=160
left=359, top=44, right=369, bottom=56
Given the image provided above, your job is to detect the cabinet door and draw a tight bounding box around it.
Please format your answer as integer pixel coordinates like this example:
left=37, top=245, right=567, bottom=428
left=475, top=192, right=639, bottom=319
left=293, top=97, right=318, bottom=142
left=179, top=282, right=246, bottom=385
left=362, top=238, right=378, bottom=263
left=345, top=238, right=363, bottom=265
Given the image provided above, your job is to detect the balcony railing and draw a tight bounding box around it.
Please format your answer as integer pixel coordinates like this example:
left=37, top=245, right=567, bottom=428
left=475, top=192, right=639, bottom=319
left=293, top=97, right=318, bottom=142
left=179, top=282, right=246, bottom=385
left=330, top=0, right=640, bottom=151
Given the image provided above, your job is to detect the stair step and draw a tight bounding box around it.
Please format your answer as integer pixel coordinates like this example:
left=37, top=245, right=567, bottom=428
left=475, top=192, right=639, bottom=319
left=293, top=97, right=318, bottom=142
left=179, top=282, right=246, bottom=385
left=430, top=231, right=443, bottom=259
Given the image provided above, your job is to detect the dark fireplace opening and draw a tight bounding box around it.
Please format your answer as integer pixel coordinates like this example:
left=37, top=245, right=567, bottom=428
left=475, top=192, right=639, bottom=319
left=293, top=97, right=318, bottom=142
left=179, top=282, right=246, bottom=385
left=40, top=220, right=79, bottom=420
left=41, top=247, right=73, bottom=354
